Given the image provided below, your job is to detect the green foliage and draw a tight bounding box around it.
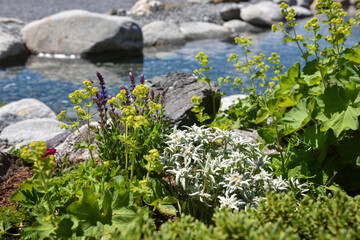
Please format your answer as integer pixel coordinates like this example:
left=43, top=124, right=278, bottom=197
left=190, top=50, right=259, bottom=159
left=117, top=191, right=360, bottom=239
left=210, top=0, right=360, bottom=192
left=5, top=73, right=177, bottom=239
left=0, top=206, right=25, bottom=239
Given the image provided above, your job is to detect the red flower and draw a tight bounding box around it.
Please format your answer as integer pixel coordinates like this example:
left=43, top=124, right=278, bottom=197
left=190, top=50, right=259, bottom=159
left=41, top=148, right=57, bottom=158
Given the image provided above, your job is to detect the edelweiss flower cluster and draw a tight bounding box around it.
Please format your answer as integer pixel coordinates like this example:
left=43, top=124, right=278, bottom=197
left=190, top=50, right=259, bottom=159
left=160, top=125, right=307, bottom=211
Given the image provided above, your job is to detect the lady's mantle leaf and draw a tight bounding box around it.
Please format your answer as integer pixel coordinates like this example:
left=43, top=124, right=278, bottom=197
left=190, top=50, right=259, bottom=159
left=316, top=85, right=360, bottom=137
left=278, top=98, right=315, bottom=136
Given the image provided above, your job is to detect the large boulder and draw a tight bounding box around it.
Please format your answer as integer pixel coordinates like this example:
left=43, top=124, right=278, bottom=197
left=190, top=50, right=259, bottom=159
left=292, top=6, right=313, bottom=18
left=22, top=10, right=143, bottom=61
left=52, top=122, right=98, bottom=162
left=219, top=4, right=241, bottom=21
left=129, top=0, right=165, bottom=16
left=179, top=22, right=232, bottom=41
left=145, top=72, right=220, bottom=127
left=0, top=118, right=65, bottom=144
left=240, top=2, right=284, bottom=27
left=0, top=31, right=29, bottom=66
left=0, top=98, right=57, bottom=131
left=142, top=21, right=186, bottom=47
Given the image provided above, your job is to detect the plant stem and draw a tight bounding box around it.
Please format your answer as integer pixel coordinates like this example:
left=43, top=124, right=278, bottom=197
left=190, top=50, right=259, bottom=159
left=40, top=168, right=56, bottom=225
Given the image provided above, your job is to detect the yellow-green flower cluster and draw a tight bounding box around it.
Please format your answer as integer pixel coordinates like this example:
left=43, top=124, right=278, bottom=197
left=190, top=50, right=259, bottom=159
left=305, top=17, right=320, bottom=31
left=144, top=149, right=160, bottom=162
left=132, top=115, right=149, bottom=129
left=218, top=76, right=230, bottom=86
left=20, top=141, right=55, bottom=170
left=272, top=22, right=284, bottom=33
left=133, top=84, right=149, bottom=98
left=234, top=36, right=252, bottom=47
left=195, top=52, right=209, bottom=67
left=149, top=101, right=162, bottom=114
left=233, top=77, right=243, bottom=88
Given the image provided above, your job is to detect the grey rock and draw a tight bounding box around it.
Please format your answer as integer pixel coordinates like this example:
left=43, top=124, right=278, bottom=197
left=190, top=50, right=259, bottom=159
left=273, top=0, right=297, bottom=6
left=219, top=4, right=241, bottom=21
left=0, top=30, right=29, bottom=66
left=54, top=122, right=98, bottom=162
left=0, top=152, right=29, bottom=183
left=292, top=6, right=313, bottom=18
left=240, top=2, right=284, bottom=27
left=296, top=0, right=310, bottom=8
left=0, top=118, right=65, bottom=144
left=129, top=0, right=165, bottom=16
left=0, top=18, right=26, bottom=40
left=145, top=72, right=220, bottom=127
left=142, top=21, right=186, bottom=47
left=179, top=21, right=232, bottom=41
left=223, top=19, right=264, bottom=33
left=231, top=129, right=258, bottom=144
left=22, top=10, right=143, bottom=61
left=0, top=98, right=57, bottom=131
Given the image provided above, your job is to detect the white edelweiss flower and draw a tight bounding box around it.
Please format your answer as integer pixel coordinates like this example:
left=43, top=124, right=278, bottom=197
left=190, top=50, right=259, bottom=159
left=218, top=192, right=244, bottom=211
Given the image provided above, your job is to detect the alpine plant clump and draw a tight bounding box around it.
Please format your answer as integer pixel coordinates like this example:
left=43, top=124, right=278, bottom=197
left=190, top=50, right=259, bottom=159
left=160, top=125, right=308, bottom=211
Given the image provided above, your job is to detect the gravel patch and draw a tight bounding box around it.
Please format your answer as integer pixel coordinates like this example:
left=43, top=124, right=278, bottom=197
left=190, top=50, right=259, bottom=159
left=0, top=0, right=187, bottom=22
left=129, top=3, right=228, bottom=27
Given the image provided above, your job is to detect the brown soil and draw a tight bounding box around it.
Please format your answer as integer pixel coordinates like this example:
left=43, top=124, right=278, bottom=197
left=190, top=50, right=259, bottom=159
left=0, top=167, right=33, bottom=208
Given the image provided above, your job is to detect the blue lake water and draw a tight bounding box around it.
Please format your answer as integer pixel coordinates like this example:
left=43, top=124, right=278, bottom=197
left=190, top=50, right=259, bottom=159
left=1, top=13, right=359, bottom=118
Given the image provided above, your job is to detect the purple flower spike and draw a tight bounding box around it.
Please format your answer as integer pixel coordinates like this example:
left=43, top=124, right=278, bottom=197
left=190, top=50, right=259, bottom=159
left=140, top=74, right=144, bottom=84
left=129, top=72, right=136, bottom=90
left=129, top=72, right=135, bottom=82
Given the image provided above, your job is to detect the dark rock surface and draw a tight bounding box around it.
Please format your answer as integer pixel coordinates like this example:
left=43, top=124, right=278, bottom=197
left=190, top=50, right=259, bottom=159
left=145, top=72, right=220, bottom=127
left=0, top=151, right=30, bottom=183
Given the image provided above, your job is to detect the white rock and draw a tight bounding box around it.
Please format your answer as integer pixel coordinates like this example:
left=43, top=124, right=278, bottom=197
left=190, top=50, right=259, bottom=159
left=0, top=118, right=64, bottom=144
left=0, top=98, right=57, bottom=130
left=142, top=21, right=186, bottom=47
left=179, top=22, right=232, bottom=41
left=22, top=10, right=142, bottom=59
left=292, top=6, right=314, bottom=18
left=223, top=19, right=261, bottom=33
left=240, top=2, right=284, bottom=27
left=220, top=94, right=247, bottom=111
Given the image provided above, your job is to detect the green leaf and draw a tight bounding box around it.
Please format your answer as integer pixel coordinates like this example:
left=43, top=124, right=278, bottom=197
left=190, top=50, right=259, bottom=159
left=316, top=85, right=360, bottom=137
left=278, top=98, right=315, bottom=136
left=344, top=43, right=360, bottom=64
left=67, top=188, right=101, bottom=225
left=279, top=62, right=300, bottom=91
left=160, top=196, right=178, bottom=205
left=302, top=59, right=323, bottom=86
left=31, top=216, right=55, bottom=239
left=55, top=218, right=74, bottom=238
left=74, top=141, right=89, bottom=149
left=356, top=157, right=360, bottom=167
left=157, top=204, right=177, bottom=216
left=105, top=207, right=137, bottom=232
left=283, top=37, right=295, bottom=43
left=257, top=127, right=277, bottom=145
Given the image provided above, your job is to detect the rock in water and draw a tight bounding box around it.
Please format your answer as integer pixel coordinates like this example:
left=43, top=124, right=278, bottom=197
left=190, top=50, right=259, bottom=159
left=145, top=72, right=220, bottom=127
left=142, top=21, right=186, bottom=47
left=180, top=21, right=232, bottom=41
left=0, top=30, right=29, bottom=66
left=240, top=2, right=284, bottom=27
left=22, top=10, right=143, bottom=61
